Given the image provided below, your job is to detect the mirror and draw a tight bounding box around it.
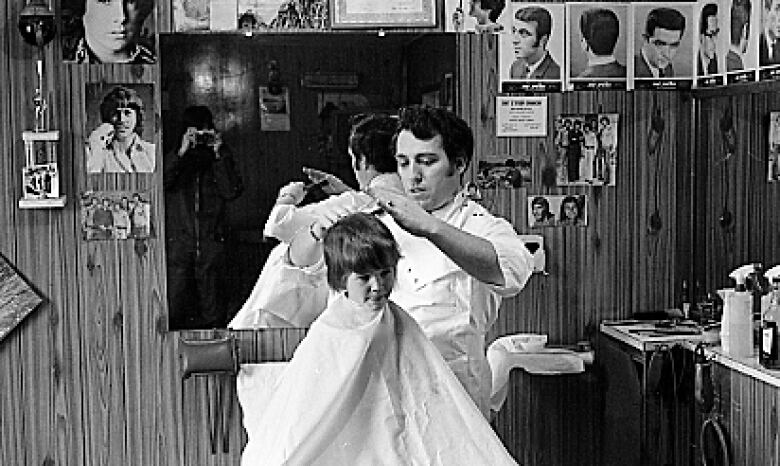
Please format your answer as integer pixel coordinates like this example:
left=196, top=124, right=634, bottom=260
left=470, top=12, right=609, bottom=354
left=161, top=32, right=458, bottom=330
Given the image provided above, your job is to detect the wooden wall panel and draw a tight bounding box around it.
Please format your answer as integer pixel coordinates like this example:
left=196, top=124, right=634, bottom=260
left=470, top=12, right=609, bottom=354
left=0, top=3, right=728, bottom=466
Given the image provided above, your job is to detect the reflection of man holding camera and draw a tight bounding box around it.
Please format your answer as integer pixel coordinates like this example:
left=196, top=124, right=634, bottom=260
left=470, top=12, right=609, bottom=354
left=165, top=105, right=243, bottom=329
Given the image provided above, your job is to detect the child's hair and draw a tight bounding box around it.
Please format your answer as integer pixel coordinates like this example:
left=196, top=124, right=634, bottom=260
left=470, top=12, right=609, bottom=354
left=323, top=213, right=401, bottom=291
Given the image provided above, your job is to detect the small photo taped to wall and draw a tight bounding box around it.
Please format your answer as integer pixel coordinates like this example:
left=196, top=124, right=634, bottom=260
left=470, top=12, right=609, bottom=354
left=22, top=163, right=60, bottom=200
left=528, top=194, right=588, bottom=228
left=80, top=190, right=151, bottom=241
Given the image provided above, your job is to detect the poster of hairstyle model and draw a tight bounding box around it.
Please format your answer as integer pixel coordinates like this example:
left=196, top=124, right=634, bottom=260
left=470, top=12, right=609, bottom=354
left=499, top=2, right=566, bottom=93
left=0, top=254, right=44, bottom=343
left=631, top=3, right=696, bottom=90
left=84, top=83, right=156, bottom=174
left=759, top=0, right=780, bottom=79
left=554, top=113, right=619, bottom=186
left=769, top=111, right=780, bottom=182
left=566, top=2, right=630, bottom=91
left=80, top=190, right=152, bottom=241
left=61, top=0, right=157, bottom=64
left=527, top=194, right=588, bottom=228
left=444, top=0, right=511, bottom=32
left=724, top=0, right=760, bottom=84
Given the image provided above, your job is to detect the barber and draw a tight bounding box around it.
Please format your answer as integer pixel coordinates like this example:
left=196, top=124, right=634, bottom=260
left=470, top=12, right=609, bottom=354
left=290, top=106, right=533, bottom=417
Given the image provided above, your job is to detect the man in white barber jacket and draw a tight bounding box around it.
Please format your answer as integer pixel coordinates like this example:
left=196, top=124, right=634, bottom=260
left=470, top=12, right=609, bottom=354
left=288, top=106, right=534, bottom=417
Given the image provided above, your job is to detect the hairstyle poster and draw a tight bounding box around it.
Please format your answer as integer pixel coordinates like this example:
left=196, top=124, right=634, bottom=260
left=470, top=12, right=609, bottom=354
left=692, top=1, right=728, bottom=88
left=259, top=86, right=291, bottom=131
left=630, top=3, right=696, bottom=90
left=80, top=190, right=152, bottom=241
left=61, top=0, right=157, bottom=64
left=499, top=2, right=566, bottom=93
left=84, top=83, right=156, bottom=174
left=769, top=111, right=780, bottom=182
left=0, top=254, right=44, bottom=343
left=444, top=0, right=510, bottom=33
left=554, top=113, right=619, bottom=186
left=476, top=155, right=532, bottom=190
left=724, top=0, right=760, bottom=84
left=566, top=3, right=630, bottom=91
left=759, top=0, right=780, bottom=79
left=527, top=194, right=588, bottom=228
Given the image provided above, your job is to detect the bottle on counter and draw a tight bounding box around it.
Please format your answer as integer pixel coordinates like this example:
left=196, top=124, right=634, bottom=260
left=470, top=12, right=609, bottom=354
left=760, top=277, right=780, bottom=370
left=681, top=280, right=691, bottom=320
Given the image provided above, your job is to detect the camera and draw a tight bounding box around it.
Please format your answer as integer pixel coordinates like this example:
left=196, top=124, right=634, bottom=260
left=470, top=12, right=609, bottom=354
left=195, top=130, right=216, bottom=146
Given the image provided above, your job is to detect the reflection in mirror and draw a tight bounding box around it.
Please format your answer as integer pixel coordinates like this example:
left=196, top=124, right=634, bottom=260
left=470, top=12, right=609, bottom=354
left=161, top=33, right=457, bottom=330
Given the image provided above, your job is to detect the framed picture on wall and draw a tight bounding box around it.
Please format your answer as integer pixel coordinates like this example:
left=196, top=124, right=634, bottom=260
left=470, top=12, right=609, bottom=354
left=330, top=0, right=436, bottom=29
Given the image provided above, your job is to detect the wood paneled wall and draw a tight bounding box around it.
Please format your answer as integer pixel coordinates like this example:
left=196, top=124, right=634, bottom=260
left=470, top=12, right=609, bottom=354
left=6, top=2, right=776, bottom=466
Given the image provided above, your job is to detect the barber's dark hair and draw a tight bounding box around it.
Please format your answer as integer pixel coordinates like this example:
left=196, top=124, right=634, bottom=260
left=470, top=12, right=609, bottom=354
left=580, top=8, right=620, bottom=56
left=182, top=105, right=215, bottom=131
left=700, top=3, right=718, bottom=34
left=100, top=85, right=144, bottom=135
left=645, top=7, right=686, bottom=37
left=323, top=213, right=401, bottom=291
left=348, top=114, right=398, bottom=174
left=515, top=6, right=553, bottom=45
left=479, top=0, right=507, bottom=23
left=730, top=0, right=751, bottom=46
left=395, top=105, right=473, bottom=169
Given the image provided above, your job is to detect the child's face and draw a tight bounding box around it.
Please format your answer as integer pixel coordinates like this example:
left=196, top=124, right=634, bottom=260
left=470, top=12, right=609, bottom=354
left=345, top=267, right=395, bottom=312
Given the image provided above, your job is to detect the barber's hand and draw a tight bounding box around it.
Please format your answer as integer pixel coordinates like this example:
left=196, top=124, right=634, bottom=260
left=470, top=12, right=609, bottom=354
left=276, top=182, right=306, bottom=205
left=303, top=167, right=351, bottom=194
left=88, top=123, right=115, bottom=151
left=367, top=187, right=437, bottom=237
left=178, top=127, right=198, bottom=157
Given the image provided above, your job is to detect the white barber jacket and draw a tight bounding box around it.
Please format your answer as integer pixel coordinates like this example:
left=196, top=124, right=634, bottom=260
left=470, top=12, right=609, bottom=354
left=385, top=192, right=533, bottom=416
left=231, top=189, right=533, bottom=416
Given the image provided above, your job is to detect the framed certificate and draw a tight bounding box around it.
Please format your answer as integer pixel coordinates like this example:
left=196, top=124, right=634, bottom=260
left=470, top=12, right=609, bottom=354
left=330, top=0, right=437, bottom=29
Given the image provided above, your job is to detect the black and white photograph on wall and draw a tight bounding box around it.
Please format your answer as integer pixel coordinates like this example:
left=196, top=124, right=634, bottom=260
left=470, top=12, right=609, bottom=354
left=175, top=0, right=330, bottom=31
left=80, top=190, right=151, bottom=241
left=22, top=163, right=60, bottom=200
left=476, top=156, right=532, bottom=190
left=759, top=0, right=780, bottom=79
left=554, top=113, right=619, bottom=186
left=693, top=1, right=727, bottom=88
left=528, top=194, right=588, bottom=228
left=725, top=0, right=759, bottom=83
left=172, top=0, right=209, bottom=31
left=631, top=3, right=696, bottom=90
left=84, top=83, right=156, bottom=174
left=444, top=0, right=510, bottom=33
left=566, top=3, right=629, bottom=91
left=499, top=2, right=565, bottom=93
left=61, top=0, right=156, bottom=64
left=259, top=86, right=291, bottom=131
left=0, top=254, right=43, bottom=344
left=769, top=111, right=780, bottom=181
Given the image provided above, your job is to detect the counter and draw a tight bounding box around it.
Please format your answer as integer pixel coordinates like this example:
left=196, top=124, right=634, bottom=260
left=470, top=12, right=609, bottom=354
left=600, top=320, right=780, bottom=388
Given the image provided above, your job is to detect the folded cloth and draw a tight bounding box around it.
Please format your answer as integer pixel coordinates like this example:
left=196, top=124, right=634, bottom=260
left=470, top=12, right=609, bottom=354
left=487, top=335, right=588, bottom=413
left=240, top=294, right=517, bottom=465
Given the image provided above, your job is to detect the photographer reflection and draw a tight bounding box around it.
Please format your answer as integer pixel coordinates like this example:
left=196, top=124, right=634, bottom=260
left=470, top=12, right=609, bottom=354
left=165, top=105, right=243, bottom=329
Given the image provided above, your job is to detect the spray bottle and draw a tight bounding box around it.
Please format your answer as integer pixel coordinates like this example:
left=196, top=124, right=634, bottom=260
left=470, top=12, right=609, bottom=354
left=760, top=266, right=780, bottom=369
left=720, top=265, right=754, bottom=358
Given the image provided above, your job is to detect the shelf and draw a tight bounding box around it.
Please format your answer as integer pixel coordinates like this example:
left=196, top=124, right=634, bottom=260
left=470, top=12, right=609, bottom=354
left=18, top=195, right=67, bottom=209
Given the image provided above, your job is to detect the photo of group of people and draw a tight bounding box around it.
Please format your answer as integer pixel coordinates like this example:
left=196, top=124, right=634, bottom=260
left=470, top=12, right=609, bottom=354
left=528, top=194, right=588, bottom=228
left=22, top=164, right=60, bottom=200
left=475, top=157, right=532, bottom=190
left=440, top=0, right=780, bottom=92
left=173, top=0, right=329, bottom=32
left=80, top=191, right=151, bottom=241
left=554, top=113, right=619, bottom=186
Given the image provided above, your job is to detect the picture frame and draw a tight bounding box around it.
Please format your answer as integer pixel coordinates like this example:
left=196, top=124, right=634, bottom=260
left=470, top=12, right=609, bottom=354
left=329, top=0, right=437, bottom=29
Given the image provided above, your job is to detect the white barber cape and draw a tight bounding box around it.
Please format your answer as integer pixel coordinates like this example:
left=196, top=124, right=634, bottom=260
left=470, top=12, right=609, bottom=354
left=241, top=293, right=516, bottom=466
